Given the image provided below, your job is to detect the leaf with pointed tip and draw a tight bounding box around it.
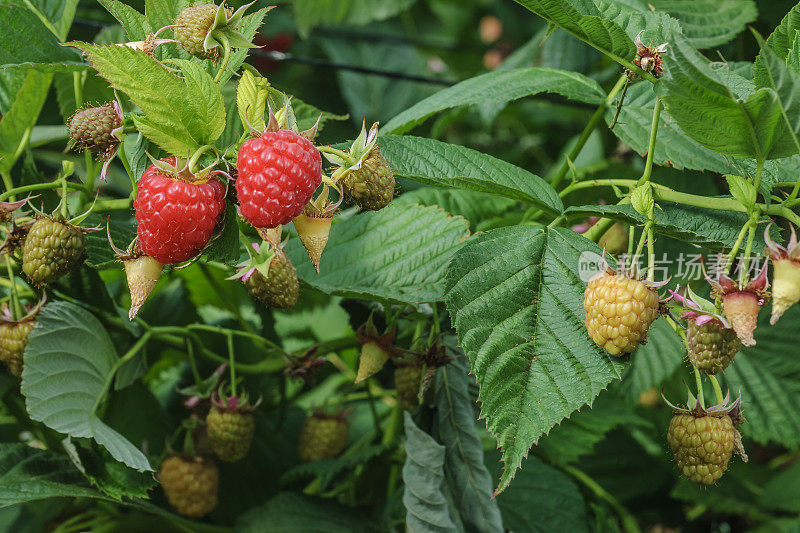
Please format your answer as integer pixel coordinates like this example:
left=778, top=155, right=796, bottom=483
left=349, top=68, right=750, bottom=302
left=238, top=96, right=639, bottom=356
left=21, top=302, right=152, bottom=472
left=444, top=225, right=626, bottom=493
left=377, top=135, right=563, bottom=214
left=511, top=0, right=636, bottom=66
left=97, top=0, right=152, bottom=41
left=402, top=412, right=460, bottom=532
left=753, top=33, right=800, bottom=157
left=0, top=4, right=84, bottom=71
left=659, top=32, right=791, bottom=160
left=383, top=67, right=605, bottom=134
left=285, top=204, right=469, bottom=305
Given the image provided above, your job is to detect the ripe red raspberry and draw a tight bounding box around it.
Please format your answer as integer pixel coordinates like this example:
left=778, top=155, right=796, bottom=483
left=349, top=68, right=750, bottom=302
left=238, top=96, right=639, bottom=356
left=583, top=269, right=659, bottom=356
left=236, top=130, right=322, bottom=229
left=668, top=413, right=735, bottom=484
left=134, top=158, right=226, bottom=264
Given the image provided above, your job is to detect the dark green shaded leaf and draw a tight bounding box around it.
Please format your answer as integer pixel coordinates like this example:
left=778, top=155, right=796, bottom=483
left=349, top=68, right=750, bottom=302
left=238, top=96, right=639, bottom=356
left=0, top=5, right=84, bottom=71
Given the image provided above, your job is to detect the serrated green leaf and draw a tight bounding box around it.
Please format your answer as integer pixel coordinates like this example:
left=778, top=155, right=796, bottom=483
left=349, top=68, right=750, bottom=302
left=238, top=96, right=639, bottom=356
left=511, top=0, right=636, bottom=67
left=721, top=305, right=800, bottom=449
left=144, top=0, right=186, bottom=34
left=237, top=70, right=267, bottom=132
left=396, top=188, right=516, bottom=229
left=564, top=203, right=773, bottom=252
left=70, top=43, right=224, bottom=155
left=378, top=135, right=563, bottom=214
left=487, top=450, right=590, bottom=533
left=403, top=412, right=460, bottom=532
left=98, top=0, right=152, bottom=41
left=760, top=1, right=800, bottom=64
left=753, top=33, right=800, bottom=158
left=614, top=0, right=757, bottom=48
left=726, top=174, right=757, bottom=209
left=594, top=0, right=681, bottom=45
left=659, top=32, right=790, bottom=160
left=15, top=0, right=79, bottom=41
left=284, top=204, right=470, bottom=305
left=0, top=4, right=84, bottom=71
left=0, top=443, right=103, bottom=506
left=435, top=358, right=503, bottom=532
left=0, top=69, right=52, bottom=173
left=219, top=8, right=271, bottom=86
left=65, top=441, right=156, bottom=500
left=383, top=67, right=605, bottom=134
left=21, top=302, right=152, bottom=472
left=444, top=225, right=627, bottom=492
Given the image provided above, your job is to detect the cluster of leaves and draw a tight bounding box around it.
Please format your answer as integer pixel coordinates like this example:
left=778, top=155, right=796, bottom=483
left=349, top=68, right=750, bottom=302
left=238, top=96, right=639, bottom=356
left=0, top=0, right=799, bottom=531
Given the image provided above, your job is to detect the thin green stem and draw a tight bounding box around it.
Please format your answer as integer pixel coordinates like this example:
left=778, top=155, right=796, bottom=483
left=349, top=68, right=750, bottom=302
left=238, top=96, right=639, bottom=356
left=186, top=338, right=201, bottom=384
left=73, top=71, right=84, bottom=108
left=317, top=145, right=356, bottom=166
left=4, top=255, right=21, bottom=320
left=562, top=464, right=641, bottom=533
left=753, top=158, right=764, bottom=200
left=0, top=181, right=83, bottom=202
left=693, top=366, right=705, bottom=408
left=708, top=375, right=725, bottom=405
left=187, top=144, right=216, bottom=174
left=739, top=218, right=757, bottom=285
left=383, top=402, right=403, bottom=500
left=92, top=332, right=152, bottom=415
left=637, top=98, right=662, bottom=186
left=0, top=172, right=12, bottom=196
left=626, top=224, right=635, bottom=258
left=92, top=198, right=132, bottom=212
left=551, top=74, right=628, bottom=190
left=632, top=221, right=651, bottom=262
left=646, top=225, right=655, bottom=280
left=227, top=332, right=236, bottom=397
left=60, top=177, right=68, bottom=219
left=212, top=34, right=231, bottom=84
left=724, top=221, right=752, bottom=274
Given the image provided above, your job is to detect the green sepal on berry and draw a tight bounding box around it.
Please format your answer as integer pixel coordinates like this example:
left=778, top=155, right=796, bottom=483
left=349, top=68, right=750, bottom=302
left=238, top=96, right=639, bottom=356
left=172, top=2, right=264, bottom=61
left=354, top=315, right=396, bottom=383
left=231, top=237, right=299, bottom=309
left=669, top=286, right=740, bottom=374
left=205, top=387, right=260, bottom=462
left=664, top=391, right=747, bottom=485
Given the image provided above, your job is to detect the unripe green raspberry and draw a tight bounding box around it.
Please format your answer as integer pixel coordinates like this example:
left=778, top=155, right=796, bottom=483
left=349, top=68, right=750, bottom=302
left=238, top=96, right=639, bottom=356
left=22, top=218, right=85, bottom=286
left=342, top=148, right=395, bottom=211
left=206, top=406, right=255, bottom=462
left=298, top=414, right=348, bottom=463
left=68, top=103, right=122, bottom=160
left=244, top=252, right=299, bottom=309
left=159, top=455, right=219, bottom=517
left=174, top=4, right=222, bottom=60
left=687, top=320, right=740, bottom=374
left=667, top=413, right=735, bottom=485
left=0, top=320, right=34, bottom=378
left=395, top=364, right=422, bottom=410
left=584, top=270, right=659, bottom=356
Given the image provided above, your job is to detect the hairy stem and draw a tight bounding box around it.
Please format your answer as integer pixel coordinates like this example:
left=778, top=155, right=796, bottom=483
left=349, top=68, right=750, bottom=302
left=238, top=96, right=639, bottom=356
left=637, top=98, right=662, bottom=186
left=212, top=34, right=232, bottom=84
left=708, top=374, right=725, bottom=405
left=550, top=74, right=628, bottom=190
left=693, top=366, right=705, bottom=408
left=0, top=181, right=83, bottom=202
left=4, top=256, right=21, bottom=320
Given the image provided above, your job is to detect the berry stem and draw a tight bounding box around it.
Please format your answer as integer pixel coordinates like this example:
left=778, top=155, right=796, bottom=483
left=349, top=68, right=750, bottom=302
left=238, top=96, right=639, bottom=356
left=186, top=338, right=201, bottom=385
left=709, top=374, right=725, bottom=405
left=92, top=331, right=152, bottom=416
left=0, top=181, right=83, bottom=202
left=724, top=220, right=752, bottom=275
left=631, top=221, right=651, bottom=270
left=60, top=177, right=68, bottom=219
left=636, top=98, right=662, bottom=186
left=4, top=255, right=21, bottom=320
left=738, top=214, right=758, bottom=286
left=227, top=331, right=237, bottom=398
left=212, top=34, right=232, bottom=84
left=318, top=146, right=357, bottom=168
left=187, top=145, right=216, bottom=175
left=693, top=366, right=705, bottom=409
left=646, top=224, right=655, bottom=280
left=561, top=463, right=642, bottom=533
left=551, top=73, right=628, bottom=190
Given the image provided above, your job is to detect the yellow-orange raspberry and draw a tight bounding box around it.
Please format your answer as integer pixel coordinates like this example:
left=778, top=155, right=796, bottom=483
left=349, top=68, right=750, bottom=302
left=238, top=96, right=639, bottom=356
left=583, top=271, right=659, bottom=356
